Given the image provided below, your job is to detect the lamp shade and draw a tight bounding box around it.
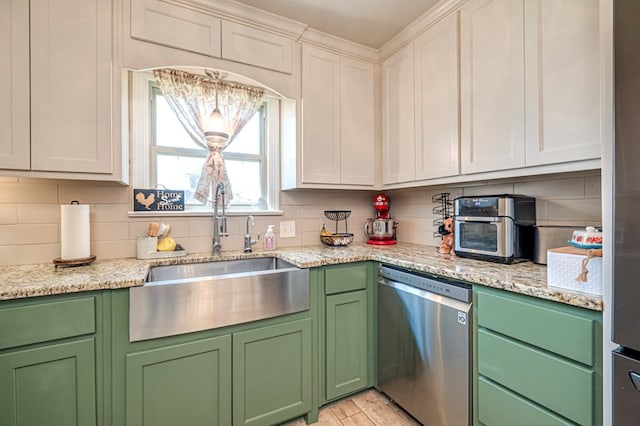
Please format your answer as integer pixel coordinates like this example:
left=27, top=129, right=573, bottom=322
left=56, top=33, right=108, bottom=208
left=204, top=108, right=229, bottom=150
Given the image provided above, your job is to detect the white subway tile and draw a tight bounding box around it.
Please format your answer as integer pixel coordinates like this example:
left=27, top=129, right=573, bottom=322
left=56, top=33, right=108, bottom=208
left=546, top=199, right=602, bottom=221
left=0, top=224, right=58, bottom=245
left=18, top=204, right=60, bottom=224
left=59, top=183, right=130, bottom=205
left=0, top=183, right=59, bottom=204
left=93, top=204, right=130, bottom=222
left=189, top=219, right=214, bottom=237
left=514, top=178, right=585, bottom=199
left=92, top=222, right=130, bottom=242
left=462, top=183, right=514, bottom=196
left=17, top=244, right=60, bottom=264
left=0, top=205, right=18, bottom=224
left=0, top=246, right=18, bottom=265
left=94, top=240, right=136, bottom=260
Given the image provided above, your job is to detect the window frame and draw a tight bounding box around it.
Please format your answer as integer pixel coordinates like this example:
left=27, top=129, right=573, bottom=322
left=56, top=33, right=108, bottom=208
left=129, top=70, right=281, bottom=217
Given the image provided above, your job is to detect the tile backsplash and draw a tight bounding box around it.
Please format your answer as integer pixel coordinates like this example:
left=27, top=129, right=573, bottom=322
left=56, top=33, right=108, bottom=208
left=0, top=171, right=602, bottom=266
left=390, top=171, right=602, bottom=247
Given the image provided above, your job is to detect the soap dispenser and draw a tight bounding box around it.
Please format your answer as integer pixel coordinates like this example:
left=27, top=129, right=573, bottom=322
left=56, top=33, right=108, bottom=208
left=264, top=225, right=276, bottom=250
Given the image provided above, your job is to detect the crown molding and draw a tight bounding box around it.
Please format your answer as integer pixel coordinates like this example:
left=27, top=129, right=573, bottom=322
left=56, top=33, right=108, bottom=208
left=378, top=0, right=468, bottom=61
left=300, top=28, right=379, bottom=63
left=168, top=0, right=309, bottom=39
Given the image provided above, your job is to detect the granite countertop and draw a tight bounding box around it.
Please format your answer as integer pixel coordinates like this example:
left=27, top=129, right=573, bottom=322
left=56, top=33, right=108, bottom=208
left=0, top=242, right=603, bottom=311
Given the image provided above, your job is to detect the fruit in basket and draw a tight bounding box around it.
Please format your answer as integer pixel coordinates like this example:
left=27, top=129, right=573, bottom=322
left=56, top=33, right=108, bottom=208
left=320, top=224, right=332, bottom=236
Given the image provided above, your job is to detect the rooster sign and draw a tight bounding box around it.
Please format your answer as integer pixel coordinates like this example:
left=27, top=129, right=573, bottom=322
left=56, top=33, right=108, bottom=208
left=133, top=189, right=185, bottom=211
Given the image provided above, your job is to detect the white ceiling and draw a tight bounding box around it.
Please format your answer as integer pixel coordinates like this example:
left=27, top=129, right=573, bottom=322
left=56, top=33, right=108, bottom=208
left=233, top=0, right=441, bottom=49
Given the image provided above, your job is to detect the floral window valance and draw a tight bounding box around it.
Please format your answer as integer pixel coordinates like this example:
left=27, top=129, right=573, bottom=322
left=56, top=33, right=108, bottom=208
left=153, top=68, right=265, bottom=205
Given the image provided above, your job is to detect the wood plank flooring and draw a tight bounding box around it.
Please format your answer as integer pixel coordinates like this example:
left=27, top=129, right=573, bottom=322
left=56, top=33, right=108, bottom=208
left=283, top=389, right=420, bottom=426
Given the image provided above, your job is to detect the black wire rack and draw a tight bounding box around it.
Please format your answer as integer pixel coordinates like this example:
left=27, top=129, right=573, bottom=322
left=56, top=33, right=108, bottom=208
left=324, top=210, right=351, bottom=234
left=432, top=193, right=453, bottom=238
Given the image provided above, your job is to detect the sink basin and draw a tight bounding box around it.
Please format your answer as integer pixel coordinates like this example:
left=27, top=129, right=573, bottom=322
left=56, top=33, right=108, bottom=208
left=146, top=257, right=297, bottom=283
left=130, top=257, right=309, bottom=342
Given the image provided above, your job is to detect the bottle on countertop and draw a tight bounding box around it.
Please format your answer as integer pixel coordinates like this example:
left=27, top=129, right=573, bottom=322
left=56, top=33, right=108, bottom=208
left=264, top=225, right=276, bottom=250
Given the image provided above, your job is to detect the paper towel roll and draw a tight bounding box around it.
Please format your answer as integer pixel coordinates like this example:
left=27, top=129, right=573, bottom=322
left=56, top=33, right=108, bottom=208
left=61, top=202, right=91, bottom=260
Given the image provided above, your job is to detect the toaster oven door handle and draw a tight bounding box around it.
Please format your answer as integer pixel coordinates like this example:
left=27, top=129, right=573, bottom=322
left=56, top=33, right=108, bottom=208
left=455, top=216, right=502, bottom=222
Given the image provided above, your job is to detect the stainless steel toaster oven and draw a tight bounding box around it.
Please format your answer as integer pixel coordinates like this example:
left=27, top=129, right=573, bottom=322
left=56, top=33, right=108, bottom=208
left=454, top=195, right=536, bottom=264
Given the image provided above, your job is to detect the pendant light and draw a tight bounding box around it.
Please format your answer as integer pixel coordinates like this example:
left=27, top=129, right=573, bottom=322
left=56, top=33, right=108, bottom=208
left=204, top=70, right=230, bottom=149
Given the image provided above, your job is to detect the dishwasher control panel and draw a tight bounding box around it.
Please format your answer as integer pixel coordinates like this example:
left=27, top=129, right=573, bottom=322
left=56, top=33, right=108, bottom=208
left=378, top=265, right=472, bottom=303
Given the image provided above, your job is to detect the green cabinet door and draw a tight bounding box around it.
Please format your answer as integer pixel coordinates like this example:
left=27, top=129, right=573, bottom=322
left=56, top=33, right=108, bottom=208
left=233, top=318, right=312, bottom=426
left=0, top=337, right=97, bottom=426
left=325, top=290, right=368, bottom=401
left=126, top=335, right=232, bottom=426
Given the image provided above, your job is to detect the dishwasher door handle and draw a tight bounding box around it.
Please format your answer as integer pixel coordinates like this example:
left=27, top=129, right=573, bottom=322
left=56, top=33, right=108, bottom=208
left=378, top=278, right=472, bottom=313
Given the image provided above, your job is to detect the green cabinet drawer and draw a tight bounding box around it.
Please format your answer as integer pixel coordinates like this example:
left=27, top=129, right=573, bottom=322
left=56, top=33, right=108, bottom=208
left=476, top=289, right=596, bottom=366
left=324, top=263, right=367, bottom=295
left=478, top=329, right=594, bottom=425
left=478, top=377, right=572, bottom=426
left=0, top=296, right=96, bottom=350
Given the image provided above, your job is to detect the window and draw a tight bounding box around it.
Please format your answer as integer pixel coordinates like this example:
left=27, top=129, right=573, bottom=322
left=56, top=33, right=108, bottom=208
left=130, top=71, right=280, bottom=215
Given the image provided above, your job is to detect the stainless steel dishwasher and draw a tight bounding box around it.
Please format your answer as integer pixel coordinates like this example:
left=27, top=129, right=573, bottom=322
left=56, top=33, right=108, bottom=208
left=377, top=265, right=472, bottom=426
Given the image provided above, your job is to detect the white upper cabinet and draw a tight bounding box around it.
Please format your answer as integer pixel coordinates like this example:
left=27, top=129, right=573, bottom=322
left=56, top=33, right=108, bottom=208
left=524, top=0, right=601, bottom=166
left=221, top=21, right=293, bottom=74
left=339, top=57, right=375, bottom=186
left=130, top=0, right=222, bottom=58
left=460, top=0, right=525, bottom=174
left=129, top=0, right=295, bottom=75
left=299, top=45, right=374, bottom=187
left=414, top=13, right=460, bottom=180
left=0, top=0, right=124, bottom=181
left=0, top=0, right=29, bottom=170
left=301, top=45, right=341, bottom=184
left=30, top=0, right=113, bottom=174
left=382, top=45, right=415, bottom=185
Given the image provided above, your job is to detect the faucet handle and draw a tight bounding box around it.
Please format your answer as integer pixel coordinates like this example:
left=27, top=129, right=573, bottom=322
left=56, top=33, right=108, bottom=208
left=219, top=216, right=229, bottom=237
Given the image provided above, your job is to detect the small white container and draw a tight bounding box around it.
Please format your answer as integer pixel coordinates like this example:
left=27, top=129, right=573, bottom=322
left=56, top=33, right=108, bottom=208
left=547, top=246, right=602, bottom=295
left=264, top=225, right=276, bottom=250
left=136, top=236, right=158, bottom=259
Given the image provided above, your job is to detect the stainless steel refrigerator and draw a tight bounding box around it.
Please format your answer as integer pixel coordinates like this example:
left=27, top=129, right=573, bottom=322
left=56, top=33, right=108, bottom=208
left=613, top=1, right=640, bottom=424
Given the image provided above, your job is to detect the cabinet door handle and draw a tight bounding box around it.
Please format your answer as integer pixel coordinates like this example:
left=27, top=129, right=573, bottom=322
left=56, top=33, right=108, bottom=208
left=629, top=371, right=640, bottom=391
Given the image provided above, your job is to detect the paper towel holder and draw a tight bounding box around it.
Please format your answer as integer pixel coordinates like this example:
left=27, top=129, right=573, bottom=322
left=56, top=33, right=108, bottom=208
left=53, top=200, right=96, bottom=268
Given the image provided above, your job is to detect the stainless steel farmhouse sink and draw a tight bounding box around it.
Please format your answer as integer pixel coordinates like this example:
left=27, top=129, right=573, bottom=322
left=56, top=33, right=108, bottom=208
left=129, top=258, right=309, bottom=341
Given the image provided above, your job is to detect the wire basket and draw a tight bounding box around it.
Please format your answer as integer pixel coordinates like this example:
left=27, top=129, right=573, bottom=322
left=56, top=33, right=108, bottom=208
left=324, top=210, right=351, bottom=233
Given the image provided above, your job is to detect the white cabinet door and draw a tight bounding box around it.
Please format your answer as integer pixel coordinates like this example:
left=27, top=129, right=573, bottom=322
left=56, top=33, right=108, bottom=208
left=130, top=0, right=221, bottom=58
left=460, top=0, right=525, bottom=174
left=524, top=0, right=601, bottom=166
left=30, top=0, right=113, bottom=174
left=0, top=0, right=29, bottom=170
left=221, top=21, right=293, bottom=74
left=414, top=12, right=459, bottom=181
left=301, top=45, right=341, bottom=184
left=340, top=58, right=374, bottom=186
left=382, top=45, right=415, bottom=184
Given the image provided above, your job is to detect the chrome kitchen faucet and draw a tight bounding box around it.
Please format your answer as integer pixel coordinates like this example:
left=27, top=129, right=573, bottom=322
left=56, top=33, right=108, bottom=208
left=212, top=182, right=228, bottom=254
left=244, top=215, right=260, bottom=253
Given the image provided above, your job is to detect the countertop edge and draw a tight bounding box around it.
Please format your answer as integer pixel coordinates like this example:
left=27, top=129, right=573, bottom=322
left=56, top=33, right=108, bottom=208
left=0, top=243, right=603, bottom=311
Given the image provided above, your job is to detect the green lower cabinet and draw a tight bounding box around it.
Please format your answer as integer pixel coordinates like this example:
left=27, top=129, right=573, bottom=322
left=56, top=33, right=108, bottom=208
left=325, top=290, right=368, bottom=401
left=233, top=318, right=312, bottom=426
left=125, top=335, right=232, bottom=426
left=473, top=286, right=602, bottom=426
left=0, top=338, right=97, bottom=426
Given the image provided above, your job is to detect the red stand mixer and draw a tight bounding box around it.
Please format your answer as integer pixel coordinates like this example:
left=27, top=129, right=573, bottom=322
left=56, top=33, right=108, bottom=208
left=365, top=193, right=397, bottom=245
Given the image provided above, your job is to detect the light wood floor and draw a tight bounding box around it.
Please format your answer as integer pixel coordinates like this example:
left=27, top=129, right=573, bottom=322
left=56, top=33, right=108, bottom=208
left=283, top=389, right=420, bottom=426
